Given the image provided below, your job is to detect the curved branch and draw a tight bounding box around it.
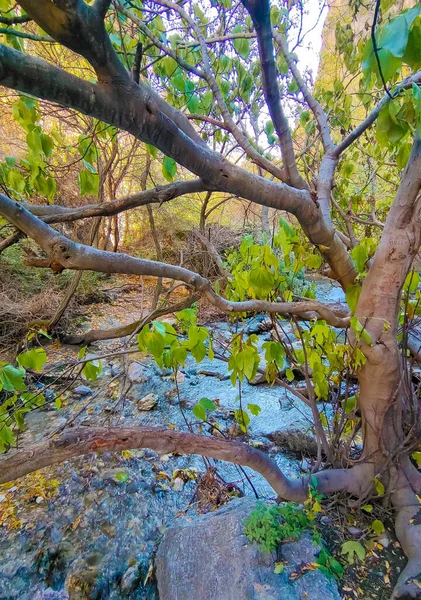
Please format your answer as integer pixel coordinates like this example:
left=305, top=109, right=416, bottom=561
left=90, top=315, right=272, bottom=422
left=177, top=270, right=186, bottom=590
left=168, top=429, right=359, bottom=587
left=0, top=425, right=362, bottom=503
left=0, top=193, right=350, bottom=327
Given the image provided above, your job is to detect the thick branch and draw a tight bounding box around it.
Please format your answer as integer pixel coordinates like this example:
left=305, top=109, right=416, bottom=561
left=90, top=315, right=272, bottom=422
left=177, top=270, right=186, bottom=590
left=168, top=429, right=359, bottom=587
left=0, top=426, right=362, bottom=502
left=0, top=42, right=355, bottom=287
left=241, top=0, right=306, bottom=189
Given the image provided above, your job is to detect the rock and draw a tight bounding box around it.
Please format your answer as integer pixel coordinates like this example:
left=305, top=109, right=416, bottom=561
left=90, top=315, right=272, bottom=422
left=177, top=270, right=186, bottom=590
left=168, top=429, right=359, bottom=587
left=110, top=362, right=121, bottom=376
left=265, top=430, right=318, bottom=457
left=155, top=498, right=340, bottom=600
left=172, top=477, right=184, bottom=492
left=137, top=393, right=158, bottom=411
left=346, top=526, right=363, bottom=537
left=245, top=317, right=272, bottom=335
left=377, top=534, right=390, bottom=548
left=32, top=587, right=69, bottom=600
left=120, top=565, right=141, bottom=593
left=127, top=362, right=148, bottom=383
left=73, top=386, right=92, bottom=396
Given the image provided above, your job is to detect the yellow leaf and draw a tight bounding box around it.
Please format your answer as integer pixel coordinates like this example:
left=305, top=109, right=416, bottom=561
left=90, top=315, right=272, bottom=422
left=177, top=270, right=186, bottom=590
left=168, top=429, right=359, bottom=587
left=168, top=423, right=176, bottom=430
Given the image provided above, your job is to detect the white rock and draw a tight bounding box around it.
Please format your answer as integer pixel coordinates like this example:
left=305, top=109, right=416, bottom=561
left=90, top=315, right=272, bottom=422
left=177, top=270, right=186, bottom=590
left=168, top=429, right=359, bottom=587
left=137, top=393, right=158, bottom=411
left=36, top=496, right=44, bottom=504
left=172, top=477, right=184, bottom=492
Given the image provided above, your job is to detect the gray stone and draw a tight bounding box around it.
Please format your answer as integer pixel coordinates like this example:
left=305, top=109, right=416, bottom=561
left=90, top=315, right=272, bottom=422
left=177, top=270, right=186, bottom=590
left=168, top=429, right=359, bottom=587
left=120, top=565, right=141, bottom=592
left=155, top=498, right=340, bottom=600
left=127, top=362, right=148, bottom=383
left=73, top=386, right=92, bottom=396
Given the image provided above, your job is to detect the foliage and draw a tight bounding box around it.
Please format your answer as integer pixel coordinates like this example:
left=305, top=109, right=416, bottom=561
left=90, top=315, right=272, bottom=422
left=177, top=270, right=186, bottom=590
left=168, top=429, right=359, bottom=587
left=243, top=501, right=310, bottom=553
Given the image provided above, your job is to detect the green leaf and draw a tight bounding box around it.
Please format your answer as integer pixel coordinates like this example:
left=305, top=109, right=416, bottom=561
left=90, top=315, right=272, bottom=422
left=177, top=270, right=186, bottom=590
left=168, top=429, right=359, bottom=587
left=374, top=478, right=385, bottom=496
left=233, top=35, right=250, bottom=60
left=17, top=348, right=47, bottom=372
left=286, top=368, right=294, bottom=382
left=340, top=541, right=366, bottom=564
left=361, top=504, right=373, bottom=513
left=187, top=94, right=200, bottom=113
left=193, top=403, right=206, bottom=421
left=55, top=397, right=62, bottom=410
left=234, top=408, right=250, bottom=432
left=78, top=170, right=99, bottom=196
left=81, top=357, right=102, bottom=381
left=115, top=472, right=129, bottom=483
left=0, top=424, right=15, bottom=452
left=162, top=156, right=177, bottom=182
left=145, top=143, right=158, bottom=158
left=345, top=285, right=362, bottom=313
left=350, top=317, right=372, bottom=345
left=198, top=397, right=216, bottom=411
left=371, top=519, right=385, bottom=535
left=247, top=403, right=261, bottom=416
left=0, top=364, right=26, bottom=392
left=412, top=451, right=421, bottom=468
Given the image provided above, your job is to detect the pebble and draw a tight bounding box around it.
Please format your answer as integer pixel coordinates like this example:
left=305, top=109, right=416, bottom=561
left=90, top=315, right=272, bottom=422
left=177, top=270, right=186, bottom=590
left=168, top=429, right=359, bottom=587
left=36, top=497, right=44, bottom=504
left=137, top=393, right=158, bottom=411
left=346, top=526, right=363, bottom=537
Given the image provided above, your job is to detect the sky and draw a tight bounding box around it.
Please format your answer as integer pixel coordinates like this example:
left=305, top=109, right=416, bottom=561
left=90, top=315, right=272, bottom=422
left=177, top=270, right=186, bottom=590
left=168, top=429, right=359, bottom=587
left=294, top=0, right=329, bottom=81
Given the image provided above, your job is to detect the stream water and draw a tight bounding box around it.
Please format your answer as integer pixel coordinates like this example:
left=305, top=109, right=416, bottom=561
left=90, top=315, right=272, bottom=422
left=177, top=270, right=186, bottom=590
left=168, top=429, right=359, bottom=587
left=0, top=277, right=345, bottom=600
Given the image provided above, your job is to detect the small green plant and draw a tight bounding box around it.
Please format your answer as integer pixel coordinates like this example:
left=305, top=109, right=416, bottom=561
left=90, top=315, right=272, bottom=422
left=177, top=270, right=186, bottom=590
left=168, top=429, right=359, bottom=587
left=243, top=501, right=310, bottom=553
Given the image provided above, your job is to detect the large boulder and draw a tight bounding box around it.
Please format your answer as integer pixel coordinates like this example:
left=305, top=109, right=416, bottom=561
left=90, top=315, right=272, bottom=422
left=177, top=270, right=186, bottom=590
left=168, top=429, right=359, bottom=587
left=155, top=498, right=340, bottom=600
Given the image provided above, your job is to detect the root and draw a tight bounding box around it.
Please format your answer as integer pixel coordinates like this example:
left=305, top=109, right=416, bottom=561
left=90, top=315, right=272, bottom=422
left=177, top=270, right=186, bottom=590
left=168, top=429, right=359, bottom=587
left=391, top=468, right=421, bottom=598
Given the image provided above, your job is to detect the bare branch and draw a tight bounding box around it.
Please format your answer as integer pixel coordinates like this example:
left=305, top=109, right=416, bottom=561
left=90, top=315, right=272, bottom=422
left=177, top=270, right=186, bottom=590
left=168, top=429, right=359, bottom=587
left=0, top=27, right=54, bottom=42
left=24, top=179, right=210, bottom=224
left=0, top=229, right=22, bottom=253
left=0, top=15, right=32, bottom=25
left=177, top=32, right=256, bottom=48
left=0, top=193, right=350, bottom=327
left=0, top=425, right=359, bottom=502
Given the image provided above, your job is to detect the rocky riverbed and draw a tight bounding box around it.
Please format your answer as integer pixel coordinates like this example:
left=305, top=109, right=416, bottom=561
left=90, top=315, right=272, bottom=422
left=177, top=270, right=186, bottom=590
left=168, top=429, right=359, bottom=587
left=0, top=277, right=404, bottom=599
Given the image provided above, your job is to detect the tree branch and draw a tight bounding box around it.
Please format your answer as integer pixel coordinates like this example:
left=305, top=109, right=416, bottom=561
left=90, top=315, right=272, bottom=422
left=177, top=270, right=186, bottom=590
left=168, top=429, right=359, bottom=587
left=274, top=31, right=333, bottom=153
left=0, top=425, right=361, bottom=502
left=0, top=15, right=32, bottom=25
left=335, top=70, right=421, bottom=157
left=241, top=0, right=306, bottom=189
left=23, top=179, right=210, bottom=224
left=0, top=27, right=53, bottom=42
left=0, top=193, right=350, bottom=326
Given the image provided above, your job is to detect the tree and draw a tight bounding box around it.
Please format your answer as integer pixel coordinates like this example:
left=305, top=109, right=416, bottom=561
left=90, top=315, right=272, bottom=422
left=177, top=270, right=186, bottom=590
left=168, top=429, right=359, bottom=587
left=0, top=1, right=421, bottom=596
